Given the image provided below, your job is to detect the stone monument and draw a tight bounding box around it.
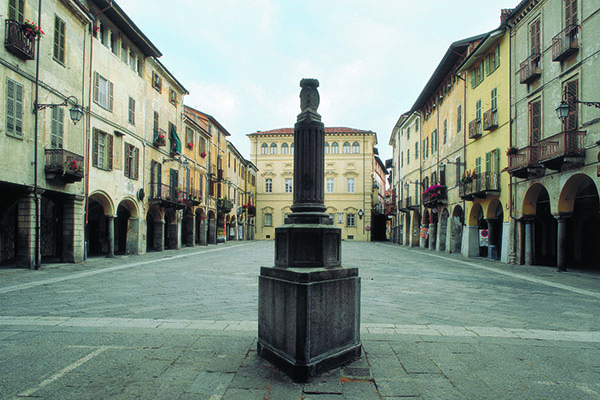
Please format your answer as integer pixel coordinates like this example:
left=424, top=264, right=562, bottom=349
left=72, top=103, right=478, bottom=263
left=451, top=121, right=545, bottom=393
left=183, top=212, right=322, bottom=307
left=257, top=78, right=361, bottom=382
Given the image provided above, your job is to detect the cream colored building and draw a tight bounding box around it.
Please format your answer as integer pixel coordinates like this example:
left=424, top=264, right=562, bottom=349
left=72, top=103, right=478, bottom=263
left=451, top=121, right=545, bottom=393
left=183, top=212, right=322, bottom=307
left=248, top=127, right=378, bottom=241
left=1, top=0, right=92, bottom=268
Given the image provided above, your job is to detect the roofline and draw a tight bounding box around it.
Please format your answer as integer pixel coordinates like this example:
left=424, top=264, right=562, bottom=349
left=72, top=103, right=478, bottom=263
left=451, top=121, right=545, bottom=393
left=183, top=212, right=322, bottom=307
left=153, top=58, right=189, bottom=95
left=456, top=25, right=507, bottom=73
left=89, top=0, right=162, bottom=58
left=184, top=105, right=232, bottom=137
left=226, top=140, right=244, bottom=160
left=183, top=113, right=209, bottom=135
left=409, top=33, right=487, bottom=113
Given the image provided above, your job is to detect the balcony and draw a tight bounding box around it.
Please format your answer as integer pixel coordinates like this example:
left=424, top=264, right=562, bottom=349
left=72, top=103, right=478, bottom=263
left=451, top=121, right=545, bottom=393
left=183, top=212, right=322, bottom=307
left=519, top=53, right=541, bottom=84
left=552, top=24, right=579, bottom=62
left=422, top=185, right=447, bottom=208
left=538, top=131, right=586, bottom=171
left=217, top=198, right=233, bottom=213
left=483, top=109, right=498, bottom=131
left=44, top=149, right=84, bottom=183
left=459, top=172, right=500, bottom=201
left=507, top=146, right=543, bottom=179
left=4, top=19, right=35, bottom=60
left=469, top=119, right=482, bottom=139
left=153, top=129, right=166, bottom=147
left=399, top=196, right=418, bottom=212
left=188, top=189, right=202, bottom=206
left=149, top=183, right=188, bottom=209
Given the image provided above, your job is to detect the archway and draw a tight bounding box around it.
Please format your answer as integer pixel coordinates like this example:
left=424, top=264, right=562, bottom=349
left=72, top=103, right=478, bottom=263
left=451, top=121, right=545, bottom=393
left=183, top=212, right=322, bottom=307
left=182, top=206, right=194, bottom=247
left=195, top=208, right=205, bottom=245
left=146, top=206, right=162, bottom=252
left=115, top=204, right=130, bottom=255
left=164, top=209, right=177, bottom=249
left=422, top=209, right=430, bottom=248
left=404, top=212, right=411, bottom=246
left=450, top=205, right=463, bottom=254
left=439, top=208, right=449, bottom=252
left=88, top=192, right=114, bottom=257
left=0, top=201, right=18, bottom=264
left=559, top=174, right=600, bottom=269
left=534, top=187, right=556, bottom=266
left=485, top=200, right=504, bottom=260
left=468, top=203, right=487, bottom=258
left=229, top=216, right=237, bottom=240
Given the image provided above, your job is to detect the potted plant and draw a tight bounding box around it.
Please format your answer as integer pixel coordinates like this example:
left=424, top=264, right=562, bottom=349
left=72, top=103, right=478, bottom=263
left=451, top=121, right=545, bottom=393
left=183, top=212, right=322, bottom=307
left=154, top=132, right=166, bottom=146
left=506, top=146, right=519, bottom=156
left=64, top=159, right=82, bottom=176
left=22, top=19, right=44, bottom=38
left=200, top=151, right=207, bottom=158
left=187, top=142, right=193, bottom=150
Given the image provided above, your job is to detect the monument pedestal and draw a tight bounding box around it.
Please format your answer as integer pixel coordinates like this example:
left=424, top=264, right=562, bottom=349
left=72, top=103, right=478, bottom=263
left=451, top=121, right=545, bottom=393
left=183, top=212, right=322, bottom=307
left=258, top=265, right=361, bottom=382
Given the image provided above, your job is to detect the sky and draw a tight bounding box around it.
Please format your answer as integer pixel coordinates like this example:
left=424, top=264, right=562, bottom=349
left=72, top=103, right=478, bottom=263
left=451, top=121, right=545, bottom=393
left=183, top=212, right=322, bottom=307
left=118, top=0, right=513, bottom=162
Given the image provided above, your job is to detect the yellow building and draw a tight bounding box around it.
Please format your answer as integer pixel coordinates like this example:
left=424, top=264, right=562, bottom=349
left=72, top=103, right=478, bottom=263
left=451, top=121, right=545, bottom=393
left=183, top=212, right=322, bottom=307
left=248, top=127, right=378, bottom=241
left=457, top=26, right=511, bottom=262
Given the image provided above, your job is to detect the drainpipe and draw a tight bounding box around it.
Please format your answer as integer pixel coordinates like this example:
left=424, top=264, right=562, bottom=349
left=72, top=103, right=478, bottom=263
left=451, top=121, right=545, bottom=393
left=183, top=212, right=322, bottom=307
left=32, top=0, right=42, bottom=269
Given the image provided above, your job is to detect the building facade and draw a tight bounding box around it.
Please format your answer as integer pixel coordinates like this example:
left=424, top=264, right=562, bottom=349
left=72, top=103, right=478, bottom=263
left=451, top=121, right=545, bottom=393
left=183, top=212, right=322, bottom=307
left=248, top=127, right=379, bottom=241
left=1, top=0, right=92, bottom=268
left=506, top=0, right=600, bottom=270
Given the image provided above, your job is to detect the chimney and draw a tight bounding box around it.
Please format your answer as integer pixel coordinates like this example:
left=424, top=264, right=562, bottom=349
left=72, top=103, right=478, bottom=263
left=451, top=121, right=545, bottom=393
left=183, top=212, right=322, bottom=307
left=500, top=8, right=513, bottom=24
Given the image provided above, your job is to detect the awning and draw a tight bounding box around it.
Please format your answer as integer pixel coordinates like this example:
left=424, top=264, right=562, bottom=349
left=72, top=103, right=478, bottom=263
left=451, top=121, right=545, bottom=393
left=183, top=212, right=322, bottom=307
left=171, top=124, right=182, bottom=154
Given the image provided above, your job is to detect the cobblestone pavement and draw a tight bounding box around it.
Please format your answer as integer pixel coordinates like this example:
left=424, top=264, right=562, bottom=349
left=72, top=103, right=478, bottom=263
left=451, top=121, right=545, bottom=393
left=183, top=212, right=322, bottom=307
left=1, top=241, right=599, bottom=399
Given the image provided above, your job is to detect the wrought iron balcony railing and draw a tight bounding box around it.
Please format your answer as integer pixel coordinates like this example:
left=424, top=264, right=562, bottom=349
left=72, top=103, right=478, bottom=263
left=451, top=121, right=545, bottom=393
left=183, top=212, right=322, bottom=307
left=4, top=19, right=35, bottom=60
left=507, top=145, right=541, bottom=179
left=459, top=171, right=500, bottom=200
left=552, top=24, right=579, bottom=62
left=422, top=185, right=447, bottom=208
left=519, top=53, right=541, bottom=84
left=483, top=109, right=498, bottom=131
left=44, top=149, right=84, bottom=183
left=538, top=130, right=586, bottom=170
left=149, top=183, right=188, bottom=208
left=469, top=119, right=482, bottom=139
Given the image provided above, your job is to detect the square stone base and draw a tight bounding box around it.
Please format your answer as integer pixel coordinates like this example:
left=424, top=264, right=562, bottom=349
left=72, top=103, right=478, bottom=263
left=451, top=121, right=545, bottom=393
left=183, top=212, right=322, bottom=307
left=257, top=266, right=361, bottom=382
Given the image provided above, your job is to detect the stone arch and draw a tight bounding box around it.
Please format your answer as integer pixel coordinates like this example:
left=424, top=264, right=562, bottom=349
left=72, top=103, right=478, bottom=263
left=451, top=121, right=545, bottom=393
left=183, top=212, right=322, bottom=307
left=207, top=210, right=216, bottom=244
left=89, top=190, right=115, bottom=216
left=558, top=173, right=592, bottom=214
left=115, top=197, right=140, bottom=255
left=522, top=182, right=550, bottom=216
left=486, top=198, right=502, bottom=220
left=195, top=208, right=206, bottom=245
left=146, top=206, right=163, bottom=252
left=450, top=205, right=463, bottom=254
left=182, top=205, right=195, bottom=247
left=164, top=208, right=178, bottom=249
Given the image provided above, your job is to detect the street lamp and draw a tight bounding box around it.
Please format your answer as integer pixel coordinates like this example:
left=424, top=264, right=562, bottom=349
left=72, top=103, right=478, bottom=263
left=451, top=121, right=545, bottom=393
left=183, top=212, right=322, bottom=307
left=34, top=95, right=84, bottom=125
left=556, top=95, right=600, bottom=121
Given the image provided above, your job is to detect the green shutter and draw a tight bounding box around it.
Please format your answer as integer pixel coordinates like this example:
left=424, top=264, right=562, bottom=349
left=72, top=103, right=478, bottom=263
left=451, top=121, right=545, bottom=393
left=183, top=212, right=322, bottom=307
left=107, top=134, right=113, bottom=170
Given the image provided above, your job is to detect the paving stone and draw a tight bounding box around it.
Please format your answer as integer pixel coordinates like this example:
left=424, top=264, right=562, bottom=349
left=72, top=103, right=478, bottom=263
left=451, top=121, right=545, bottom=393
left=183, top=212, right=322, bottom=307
left=303, top=369, right=343, bottom=394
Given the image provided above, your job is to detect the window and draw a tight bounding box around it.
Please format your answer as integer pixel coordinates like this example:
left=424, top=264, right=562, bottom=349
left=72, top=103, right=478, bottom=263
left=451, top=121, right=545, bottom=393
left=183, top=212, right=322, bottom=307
left=261, top=143, right=268, bottom=154
left=281, top=143, right=289, bottom=154
left=530, top=19, right=541, bottom=56
left=270, top=143, right=277, bottom=154
left=169, top=88, right=177, bottom=106
left=407, top=149, right=410, bottom=164
left=152, top=71, right=162, bottom=92
left=563, top=79, right=578, bottom=131
left=415, top=119, right=419, bottom=131
left=285, top=178, right=292, bottom=193
left=93, top=72, right=113, bottom=111
left=128, top=97, right=135, bottom=125
left=129, top=49, right=136, bottom=72
left=327, top=178, right=334, bottom=193
left=121, top=41, right=128, bottom=63
left=331, top=142, right=339, bottom=154
left=491, top=88, right=498, bottom=112
left=5, top=78, right=23, bottom=138
left=415, top=142, right=418, bottom=159
left=337, top=213, right=344, bottom=224
left=455, top=156, right=461, bottom=185
left=529, top=99, right=541, bottom=144
left=431, top=130, right=437, bottom=154
left=199, top=137, right=206, bottom=154
left=476, top=99, right=482, bottom=121
left=185, top=127, right=193, bottom=149
left=290, top=143, right=294, bottom=155
left=110, top=31, right=118, bottom=55
left=124, top=143, right=139, bottom=180
left=343, top=142, right=351, bottom=153
left=324, top=142, right=330, bottom=154
left=443, top=120, right=447, bottom=144
left=565, top=0, right=577, bottom=27
left=264, top=213, right=272, bottom=227
left=423, top=137, right=428, bottom=158
left=53, top=16, right=66, bottom=64
left=352, top=142, right=360, bottom=153
left=8, top=0, right=24, bottom=22
left=407, top=127, right=410, bottom=140
left=50, top=107, right=64, bottom=148
left=347, top=178, right=355, bottom=193
left=265, top=178, right=272, bottom=193
left=153, top=111, right=159, bottom=133
left=346, top=214, right=356, bottom=227
left=486, top=45, right=500, bottom=75
left=92, top=128, right=113, bottom=170
left=400, top=151, right=403, bottom=168
left=457, top=105, right=462, bottom=132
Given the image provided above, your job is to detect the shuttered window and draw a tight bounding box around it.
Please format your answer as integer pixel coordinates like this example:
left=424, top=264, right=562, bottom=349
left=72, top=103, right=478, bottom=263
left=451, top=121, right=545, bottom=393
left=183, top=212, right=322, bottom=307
left=93, top=72, right=114, bottom=111
left=50, top=107, right=64, bottom=148
left=128, top=97, right=135, bottom=125
left=53, top=16, right=66, bottom=64
left=529, top=100, right=541, bottom=145
left=124, top=143, right=139, bottom=180
left=6, top=78, right=23, bottom=138
left=93, top=128, right=113, bottom=170
left=563, top=79, right=578, bottom=131
left=530, top=20, right=541, bottom=55
left=8, top=0, right=24, bottom=22
left=565, top=0, right=577, bottom=26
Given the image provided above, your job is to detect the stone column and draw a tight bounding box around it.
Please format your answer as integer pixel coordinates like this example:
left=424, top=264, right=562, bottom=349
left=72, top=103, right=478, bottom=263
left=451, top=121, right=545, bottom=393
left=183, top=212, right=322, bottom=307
left=428, top=222, right=436, bottom=250
left=200, top=218, right=207, bottom=245
left=524, top=218, right=533, bottom=265
left=258, top=78, right=360, bottom=383
left=127, top=218, right=139, bottom=255
left=486, top=217, right=498, bottom=260
left=556, top=215, right=568, bottom=272
left=16, top=191, right=37, bottom=269
left=107, top=215, right=115, bottom=257
left=62, top=195, right=85, bottom=263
